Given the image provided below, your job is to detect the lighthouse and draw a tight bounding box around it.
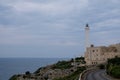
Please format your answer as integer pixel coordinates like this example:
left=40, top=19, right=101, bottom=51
left=85, top=24, right=90, bottom=50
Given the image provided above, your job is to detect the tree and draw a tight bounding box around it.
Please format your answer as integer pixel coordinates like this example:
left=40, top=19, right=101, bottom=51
left=106, top=57, right=120, bottom=79
left=25, top=71, right=30, bottom=75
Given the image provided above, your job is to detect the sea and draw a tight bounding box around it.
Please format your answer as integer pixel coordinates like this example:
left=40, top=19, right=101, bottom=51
left=0, top=58, right=69, bottom=80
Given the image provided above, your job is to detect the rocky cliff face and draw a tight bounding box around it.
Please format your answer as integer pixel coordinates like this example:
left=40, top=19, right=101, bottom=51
left=10, top=59, right=85, bottom=80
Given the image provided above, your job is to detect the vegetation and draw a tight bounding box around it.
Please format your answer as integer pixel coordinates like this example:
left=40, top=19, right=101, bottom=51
left=70, top=57, right=86, bottom=64
left=9, top=71, right=31, bottom=80
left=34, top=67, right=42, bottom=74
left=25, top=71, right=30, bottom=75
left=9, top=75, right=18, bottom=80
left=10, top=57, right=86, bottom=80
left=106, top=57, right=120, bottom=78
left=53, top=67, right=86, bottom=80
left=75, top=57, right=86, bottom=64
left=98, top=64, right=105, bottom=69
left=52, top=60, right=73, bottom=69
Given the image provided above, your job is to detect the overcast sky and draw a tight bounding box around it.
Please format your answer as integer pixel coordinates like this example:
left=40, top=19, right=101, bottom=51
left=0, top=0, right=120, bottom=58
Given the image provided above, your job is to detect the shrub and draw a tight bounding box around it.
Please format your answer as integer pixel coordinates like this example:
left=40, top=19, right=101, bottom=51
left=106, top=57, right=120, bottom=79
left=9, top=75, right=17, bottom=80
left=52, top=61, right=73, bottom=69
left=111, top=65, right=120, bottom=78
left=98, top=64, right=105, bottom=69
left=25, top=71, right=30, bottom=75
left=53, top=67, right=86, bottom=80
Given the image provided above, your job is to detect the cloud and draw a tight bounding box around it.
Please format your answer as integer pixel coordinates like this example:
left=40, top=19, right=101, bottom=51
left=0, top=0, right=120, bottom=57
left=6, top=0, right=88, bottom=16
left=0, top=24, right=80, bottom=46
left=92, top=18, right=120, bottom=30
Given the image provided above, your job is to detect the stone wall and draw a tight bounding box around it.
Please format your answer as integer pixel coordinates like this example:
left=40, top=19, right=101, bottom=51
left=85, top=43, right=120, bottom=66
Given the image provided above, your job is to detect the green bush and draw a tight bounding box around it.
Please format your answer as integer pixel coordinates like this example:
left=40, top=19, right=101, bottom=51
left=108, top=57, right=120, bottom=65
left=53, top=67, right=86, bottom=80
left=75, top=57, right=86, bottom=63
left=25, top=71, right=30, bottom=75
left=111, top=65, right=120, bottom=78
left=52, top=61, right=73, bottom=69
left=98, top=64, right=105, bottom=69
left=9, top=75, right=17, bottom=80
left=106, top=57, right=120, bottom=79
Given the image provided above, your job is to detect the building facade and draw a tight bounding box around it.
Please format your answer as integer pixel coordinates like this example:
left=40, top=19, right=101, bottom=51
left=85, top=43, right=120, bottom=65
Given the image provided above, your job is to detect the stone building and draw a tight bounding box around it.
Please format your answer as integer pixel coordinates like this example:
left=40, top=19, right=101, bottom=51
left=85, top=43, right=120, bottom=65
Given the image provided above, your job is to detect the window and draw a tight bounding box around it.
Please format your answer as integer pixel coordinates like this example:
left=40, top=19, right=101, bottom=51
left=96, top=62, right=97, bottom=64
left=93, top=50, right=95, bottom=52
left=101, top=53, right=104, bottom=55
left=92, top=62, right=94, bottom=64
left=96, top=49, right=98, bottom=52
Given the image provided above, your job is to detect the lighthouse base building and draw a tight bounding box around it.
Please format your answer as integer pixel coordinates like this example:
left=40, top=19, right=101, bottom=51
left=85, top=43, right=120, bottom=66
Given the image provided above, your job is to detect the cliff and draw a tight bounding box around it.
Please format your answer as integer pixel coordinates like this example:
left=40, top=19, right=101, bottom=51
left=9, top=57, right=86, bottom=80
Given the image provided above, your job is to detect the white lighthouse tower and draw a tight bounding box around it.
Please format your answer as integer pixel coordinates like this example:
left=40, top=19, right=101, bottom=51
left=85, top=24, right=90, bottom=50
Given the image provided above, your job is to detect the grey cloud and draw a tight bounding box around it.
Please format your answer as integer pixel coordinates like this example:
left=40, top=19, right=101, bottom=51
left=0, top=0, right=120, bottom=57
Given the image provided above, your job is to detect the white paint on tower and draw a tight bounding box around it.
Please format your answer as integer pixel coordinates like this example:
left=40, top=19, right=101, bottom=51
left=85, top=24, right=90, bottom=50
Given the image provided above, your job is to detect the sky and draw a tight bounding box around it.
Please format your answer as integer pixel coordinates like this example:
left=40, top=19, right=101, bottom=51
left=0, top=0, right=120, bottom=58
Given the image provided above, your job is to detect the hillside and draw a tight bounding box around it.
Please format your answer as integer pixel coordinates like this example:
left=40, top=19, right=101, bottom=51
left=9, top=57, right=86, bottom=80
